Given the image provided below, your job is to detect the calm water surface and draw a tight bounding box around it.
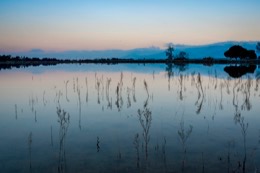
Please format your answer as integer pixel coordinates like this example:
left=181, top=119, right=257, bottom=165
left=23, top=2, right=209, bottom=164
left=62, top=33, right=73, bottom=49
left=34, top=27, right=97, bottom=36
left=0, top=64, right=260, bottom=173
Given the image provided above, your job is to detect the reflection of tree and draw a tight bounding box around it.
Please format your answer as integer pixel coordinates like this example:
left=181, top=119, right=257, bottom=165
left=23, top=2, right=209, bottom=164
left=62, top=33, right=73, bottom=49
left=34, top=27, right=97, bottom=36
left=175, top=63, right=188, bottom=72
left=178, top=74, right=184, bottom=101
left=165, top=63, right=173, bottom=91
left=224, top=65, right=256, bottom=78
left=57, top=106, right=70, bottom=173
left=177, top=118, right=193, bottom=173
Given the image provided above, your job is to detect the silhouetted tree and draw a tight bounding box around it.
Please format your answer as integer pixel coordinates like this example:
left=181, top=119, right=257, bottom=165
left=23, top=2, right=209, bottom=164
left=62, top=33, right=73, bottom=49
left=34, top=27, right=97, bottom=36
left=0, top=55, right=12, bottom=62
left=177, top=51, right=188, bottom=59
left=246, top=50, right=257, bottom=60
left=224, top=45, right=257, bottom=60
left=165, top=44, right=174, bottom=61
left=224, top=45, right=247, bottom=60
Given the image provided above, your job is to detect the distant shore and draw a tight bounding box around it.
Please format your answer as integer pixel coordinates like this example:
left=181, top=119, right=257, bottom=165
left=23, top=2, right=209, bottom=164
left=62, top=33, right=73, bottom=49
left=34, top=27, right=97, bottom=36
left=0, top=55, right=260, bottom=70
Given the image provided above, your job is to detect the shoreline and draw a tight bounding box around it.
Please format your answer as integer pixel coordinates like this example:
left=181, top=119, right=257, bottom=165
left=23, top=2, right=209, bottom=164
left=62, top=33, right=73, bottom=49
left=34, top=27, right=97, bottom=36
left=1, top=56, right=260, bottom=70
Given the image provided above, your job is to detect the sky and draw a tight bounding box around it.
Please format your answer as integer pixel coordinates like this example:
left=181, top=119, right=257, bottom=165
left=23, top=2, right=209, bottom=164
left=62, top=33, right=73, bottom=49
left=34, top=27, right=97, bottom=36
left=0, top=0, right=260, bottom=52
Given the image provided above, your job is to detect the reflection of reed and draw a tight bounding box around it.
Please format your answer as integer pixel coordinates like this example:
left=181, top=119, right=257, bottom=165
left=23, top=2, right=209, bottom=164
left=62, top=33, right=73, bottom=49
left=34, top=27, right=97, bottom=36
left=57, top=106, right=70, bottom=173
left=178, top=74, right=184, bottom=101
left=115, top=73, right=124, bottom=111
left=43, top=90, right=47, bottom=106
left=162, top=137, right=167, bottom=172
left=55, top=90, right=63, bottom=106
left=97, top=136, right=100, bottom=152
left=132, top=77, right=137, bottom=102
left=143, top=80, right=150, bottom=108
left=195, top=73, right=204, bottom=114
left=241, top=77, right=252, bottom=111
left=76, top=81, right=82, bottom=130
left=51, top=126, right=53, bottom=147
left=29, top=95, right=38, bottom=113
left=219, top=83, right=224, bottom=110
left=232, top=79, right=240, bottom=115
left=96, top=76, right=101, bottom=104
left=144, top=79, right=149, bottom=97
left=73, top=78, right=76, bottom=93
left=34, top=110, right=37, bottom=123
left=28, top=132, right=32, bottom=173
left=127, top=87, right=131, bottom=108
left=106, top=78, right=112, bottom=109
left=239, top=117, right=248, bottom=173
left=178, top=118, right=193, bottom=172
left=133, top=133, right=140, bottom=168
left=64, top=80, right=70, bottom=102
left=138, top=108, right=152, bottom=160
left=15, top=104, right=17, bottom=120
left=85, top=77, right=88, bottom=103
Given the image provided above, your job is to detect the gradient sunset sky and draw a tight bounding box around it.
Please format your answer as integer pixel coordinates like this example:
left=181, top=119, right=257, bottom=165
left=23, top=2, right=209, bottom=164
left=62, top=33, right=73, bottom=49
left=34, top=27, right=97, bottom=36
left=0, top=0, right=260, bottom=52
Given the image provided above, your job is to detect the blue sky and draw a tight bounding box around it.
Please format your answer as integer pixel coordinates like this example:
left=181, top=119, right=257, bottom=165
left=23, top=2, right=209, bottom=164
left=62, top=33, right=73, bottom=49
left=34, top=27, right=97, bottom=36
left=0, top=0, right=260, bottom=52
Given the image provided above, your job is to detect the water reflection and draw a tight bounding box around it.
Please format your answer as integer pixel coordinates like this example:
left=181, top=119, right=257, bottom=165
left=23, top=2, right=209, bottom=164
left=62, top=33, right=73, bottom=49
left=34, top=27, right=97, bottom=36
left=0, top=64, right=259, bottom=173
left=224, top=65, right=256, bottom=78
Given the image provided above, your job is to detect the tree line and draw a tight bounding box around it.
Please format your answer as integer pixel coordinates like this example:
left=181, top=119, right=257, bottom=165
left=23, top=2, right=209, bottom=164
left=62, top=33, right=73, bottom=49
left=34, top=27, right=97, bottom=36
left=165, top=42, right=260, bottom=61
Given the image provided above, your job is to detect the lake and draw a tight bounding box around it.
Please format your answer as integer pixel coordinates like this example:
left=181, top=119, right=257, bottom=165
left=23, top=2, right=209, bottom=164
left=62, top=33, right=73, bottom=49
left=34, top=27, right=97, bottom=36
left=0, top=63, right=260, bottom=173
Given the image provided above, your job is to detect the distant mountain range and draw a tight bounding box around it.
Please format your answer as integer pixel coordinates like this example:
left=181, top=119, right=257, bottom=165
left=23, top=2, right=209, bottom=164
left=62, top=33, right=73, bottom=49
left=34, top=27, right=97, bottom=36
left=2, top=41, right=259, bottom=60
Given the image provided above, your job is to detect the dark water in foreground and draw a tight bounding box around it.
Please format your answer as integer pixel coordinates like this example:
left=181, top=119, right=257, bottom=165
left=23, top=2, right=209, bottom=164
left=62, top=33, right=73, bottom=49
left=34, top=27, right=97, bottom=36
left=0, top=64, right=260, bottom=173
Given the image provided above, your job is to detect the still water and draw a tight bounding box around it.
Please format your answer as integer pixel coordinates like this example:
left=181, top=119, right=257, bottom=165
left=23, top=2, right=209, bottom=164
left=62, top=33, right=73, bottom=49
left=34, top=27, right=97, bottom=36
left=0, top=64, right=260, bottom=173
